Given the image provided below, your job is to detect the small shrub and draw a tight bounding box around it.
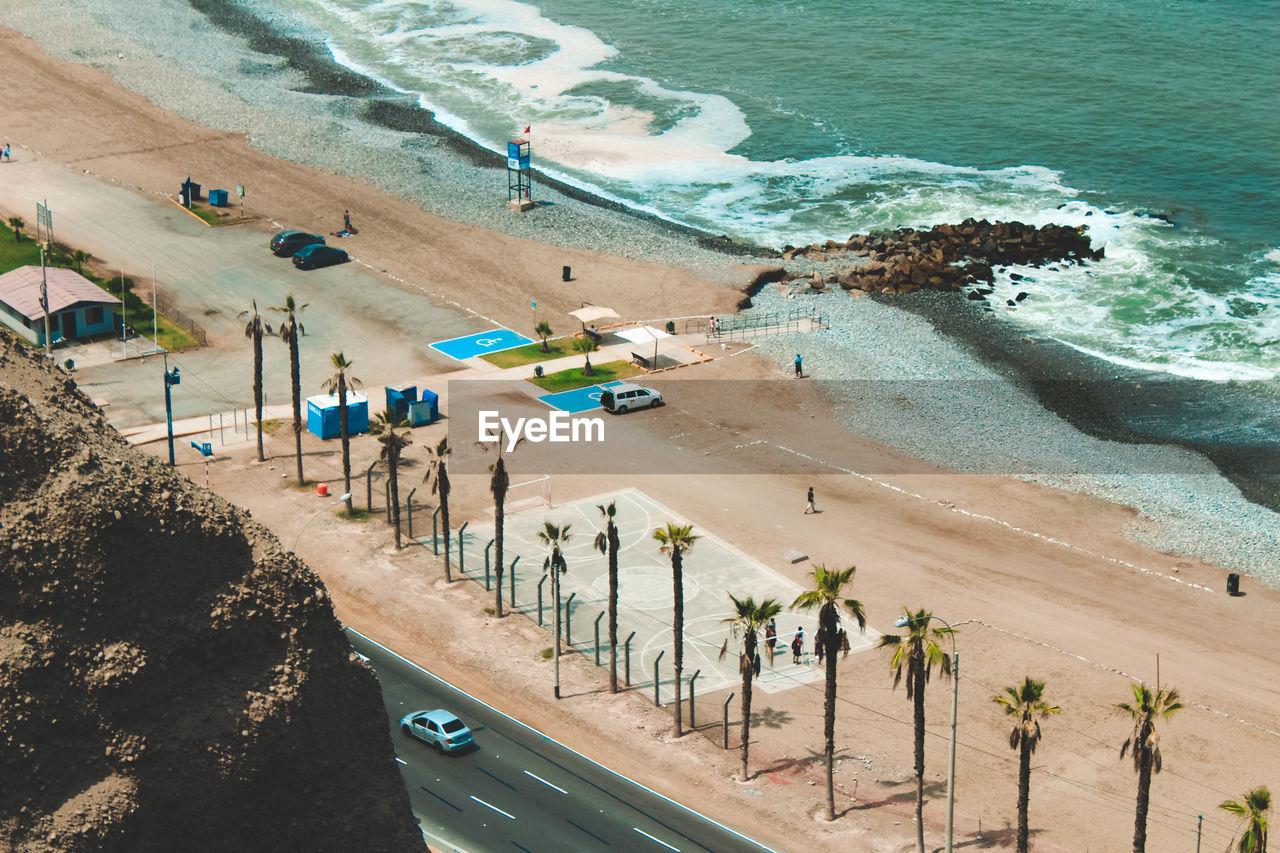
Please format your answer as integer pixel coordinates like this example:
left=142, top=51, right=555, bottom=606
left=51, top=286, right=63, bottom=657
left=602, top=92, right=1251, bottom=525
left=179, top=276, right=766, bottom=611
left=540, top=647, right=553, bottom=660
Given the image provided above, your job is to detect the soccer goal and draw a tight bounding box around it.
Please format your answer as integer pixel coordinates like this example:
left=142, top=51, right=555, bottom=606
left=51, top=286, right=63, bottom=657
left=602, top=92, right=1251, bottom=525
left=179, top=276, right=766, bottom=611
left=505, top=474, right=551, bottom=515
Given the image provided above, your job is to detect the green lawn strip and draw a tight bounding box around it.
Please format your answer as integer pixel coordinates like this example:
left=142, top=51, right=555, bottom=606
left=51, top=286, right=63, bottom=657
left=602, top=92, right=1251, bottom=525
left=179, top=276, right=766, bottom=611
left=527, top=360, right=643, bottom=393
left=480, top=339, right=575, bottom=367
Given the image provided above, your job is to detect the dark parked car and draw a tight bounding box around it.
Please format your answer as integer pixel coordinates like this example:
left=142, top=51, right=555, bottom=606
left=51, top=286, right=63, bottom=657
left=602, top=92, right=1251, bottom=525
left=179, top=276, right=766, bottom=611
left=292, top=244, right=349, bottom=270
left=270, top=230, right=326, bottom=257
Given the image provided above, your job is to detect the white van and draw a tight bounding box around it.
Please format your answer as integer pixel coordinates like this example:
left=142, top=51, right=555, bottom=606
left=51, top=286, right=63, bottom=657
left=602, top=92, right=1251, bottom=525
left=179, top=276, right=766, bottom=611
left=599, top=383, right=663, bottom=413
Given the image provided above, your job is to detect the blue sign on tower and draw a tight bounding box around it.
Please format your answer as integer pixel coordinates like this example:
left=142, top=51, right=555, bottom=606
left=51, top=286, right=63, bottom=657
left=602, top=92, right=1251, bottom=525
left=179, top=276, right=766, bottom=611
left=507, top=139, right=532, bottom=208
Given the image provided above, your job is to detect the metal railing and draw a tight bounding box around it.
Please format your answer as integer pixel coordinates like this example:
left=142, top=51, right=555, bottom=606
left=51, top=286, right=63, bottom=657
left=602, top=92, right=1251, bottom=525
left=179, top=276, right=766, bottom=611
left=703, top=306, right=827, bottom=344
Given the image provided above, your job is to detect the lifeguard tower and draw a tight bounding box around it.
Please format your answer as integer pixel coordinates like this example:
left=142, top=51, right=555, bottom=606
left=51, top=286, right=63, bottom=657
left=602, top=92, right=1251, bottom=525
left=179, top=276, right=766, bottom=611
left=506, top=138, right=534, bottom=212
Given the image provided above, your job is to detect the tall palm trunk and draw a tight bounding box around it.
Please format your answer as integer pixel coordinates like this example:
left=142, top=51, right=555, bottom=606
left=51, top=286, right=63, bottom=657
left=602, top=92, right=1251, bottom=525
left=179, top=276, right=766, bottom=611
left=289, top=330, right=303, bottom=485
left=337, top=375, right=352, bottom=515
left=821, top=608, right=839, bottom=821
left=439, top=465, right=451, bottom=582
left=672, top=549, right=684, bottom=737
left=492, top=457, right=508, bottom=617
left=1133, top=735, right=1153, bottom=853
left=740, top=629, right=756, bottom=780
left=552, top=549, right=562, bottom=697
left=607, top=524, right=619, bottom=693
left=252, top=331, right=264, bottom=462
left=912, top=654, right=927, bottom=853
left=1017, top=733, right=1032, bottom=852
left=388, top=448, right=402, bottom=549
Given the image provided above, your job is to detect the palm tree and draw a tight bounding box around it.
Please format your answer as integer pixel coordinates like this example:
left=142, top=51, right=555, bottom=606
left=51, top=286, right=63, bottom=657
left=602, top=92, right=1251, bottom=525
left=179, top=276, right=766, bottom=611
left=239, top=299, right=266, bottom=462
left=720, top=594, right=782, bottom=781
left=269, top=295, right=307, bottom=485
left=8, top=216, right=23, bottom=242
left=1118, top=683, right=1182, bottom=853
left=593, top=501, right=622, bottom=693
left=793, top=565, right=867, bottom=821
left=574, top=335, right=597, bottom=376
left=653, top=523, right=699, bottom=738
left=538, top=522, right=572, bottom=699
left=878, top=608, right=955, bottom=853
left=427, top=437, right=453, bottom=581
left=322, top=352, right=360, bottom=516
left=535, top=320, right=554, bottom=353
left=72, top=250, right=90, bottom=273
left=369, top=408, right=412, bottom=549
left=994, top=677, right=1060, bottom=853
left=489, top=451, right=510, bottom=617
left=1220, top=786, right=1270, bottom=853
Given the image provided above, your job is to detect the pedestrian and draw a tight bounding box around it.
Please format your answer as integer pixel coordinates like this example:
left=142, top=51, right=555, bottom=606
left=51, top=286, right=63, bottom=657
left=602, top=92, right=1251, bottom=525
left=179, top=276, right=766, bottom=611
left=790, top=633, right=803, bottom=665
left=342, top=209, right=352, bottom=232
left=765, top=618, right=777, bottom=660
left=794, top=353, right=803, bottom=377
left=804, top=485, right=815, bottom=514
left=3, top=143, right=9, bottom=162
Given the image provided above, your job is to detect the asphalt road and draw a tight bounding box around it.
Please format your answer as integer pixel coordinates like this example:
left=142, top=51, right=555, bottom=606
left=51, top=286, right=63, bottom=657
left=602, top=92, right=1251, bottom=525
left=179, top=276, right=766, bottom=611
left=347, top=629, right=776, bottom=853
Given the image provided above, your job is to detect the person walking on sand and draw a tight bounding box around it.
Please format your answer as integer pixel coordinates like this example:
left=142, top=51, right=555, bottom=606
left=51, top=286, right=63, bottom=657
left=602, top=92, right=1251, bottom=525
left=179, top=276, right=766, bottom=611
left=794, top=353, right=803, bottom=377
left=343, top=209, right=352, bottom=233
left=3, top=144, right=9, bottom=162
left=804, top=485, right=815, bottom=514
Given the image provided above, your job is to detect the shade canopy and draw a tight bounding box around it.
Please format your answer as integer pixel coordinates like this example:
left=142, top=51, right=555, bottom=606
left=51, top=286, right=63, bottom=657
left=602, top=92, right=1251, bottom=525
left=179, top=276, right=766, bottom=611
left=568, top=305, right=621, bottom=324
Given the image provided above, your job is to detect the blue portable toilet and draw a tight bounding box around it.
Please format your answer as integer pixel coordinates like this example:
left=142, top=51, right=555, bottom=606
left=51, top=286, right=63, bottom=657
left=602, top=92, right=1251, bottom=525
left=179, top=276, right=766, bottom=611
left=407, top=387, right=439, bottom=426
left=385, top=382, right=417, bottom=421
left=306, top=391, right=369, bottom=439
left=209, top=188, right=229, bottom=207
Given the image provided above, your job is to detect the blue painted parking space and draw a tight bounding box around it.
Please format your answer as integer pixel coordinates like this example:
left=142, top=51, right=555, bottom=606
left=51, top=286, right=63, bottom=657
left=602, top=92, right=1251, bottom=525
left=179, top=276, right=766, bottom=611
left=430, top=329, right=533, bottom=361
left=538, top=381, right=625, bottom=413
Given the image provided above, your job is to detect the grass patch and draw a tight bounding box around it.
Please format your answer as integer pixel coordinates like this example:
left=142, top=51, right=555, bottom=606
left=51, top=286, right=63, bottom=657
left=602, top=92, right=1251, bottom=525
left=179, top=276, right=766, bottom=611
left=338, top=506, right=377, bottom=522
left=258, top=419, right=283, bottom=435
left=527, top=360, right=643, bottom=393
left=540, top=648, right=553, bottom=660
left=0, top=224, right=200, bottom=351
left=481, top=339, right=574, bottom=367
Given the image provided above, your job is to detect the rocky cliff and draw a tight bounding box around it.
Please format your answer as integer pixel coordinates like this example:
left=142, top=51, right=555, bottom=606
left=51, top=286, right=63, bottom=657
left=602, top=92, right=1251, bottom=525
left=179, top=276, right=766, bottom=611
left=0, top=338, right=424, bottom=852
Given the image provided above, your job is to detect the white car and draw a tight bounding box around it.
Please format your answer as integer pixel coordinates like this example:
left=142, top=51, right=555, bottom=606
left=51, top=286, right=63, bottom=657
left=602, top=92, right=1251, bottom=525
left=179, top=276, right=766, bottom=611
left=600, top=383, right=662, bottom=413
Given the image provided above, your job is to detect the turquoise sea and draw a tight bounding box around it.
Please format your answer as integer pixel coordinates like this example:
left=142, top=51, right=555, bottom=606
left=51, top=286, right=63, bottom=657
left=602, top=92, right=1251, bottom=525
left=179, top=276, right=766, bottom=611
left=273, top=0, right=1280, bottom=381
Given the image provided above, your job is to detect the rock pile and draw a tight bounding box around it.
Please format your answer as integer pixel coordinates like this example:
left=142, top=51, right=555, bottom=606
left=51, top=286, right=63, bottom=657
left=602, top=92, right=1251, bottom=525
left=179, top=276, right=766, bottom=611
left=779, top=219, right=1103, bottom=297
left=0, top=339, right=424, bottom=852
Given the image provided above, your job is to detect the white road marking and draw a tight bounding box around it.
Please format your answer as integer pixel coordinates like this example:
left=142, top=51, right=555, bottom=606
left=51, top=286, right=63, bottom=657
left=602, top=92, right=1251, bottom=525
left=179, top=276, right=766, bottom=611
left=395, top=757, right=406, bottom=765
left=634, top=827, right=680, bottom=851
left=470, top=795, right=516, bottom=820
left=523, top=770, right=567, bottom=794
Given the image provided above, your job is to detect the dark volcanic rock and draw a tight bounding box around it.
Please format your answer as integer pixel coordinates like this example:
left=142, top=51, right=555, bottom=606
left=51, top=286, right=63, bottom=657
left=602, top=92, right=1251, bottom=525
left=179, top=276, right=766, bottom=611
left=0, top=339, right=424, bottom=853
left=778, top=218, right=1103, bottom=298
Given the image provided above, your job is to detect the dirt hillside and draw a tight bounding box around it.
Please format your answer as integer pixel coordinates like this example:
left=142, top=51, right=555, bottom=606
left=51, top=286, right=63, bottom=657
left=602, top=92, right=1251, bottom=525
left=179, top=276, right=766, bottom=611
left=0, top=338, right=424, bottom=852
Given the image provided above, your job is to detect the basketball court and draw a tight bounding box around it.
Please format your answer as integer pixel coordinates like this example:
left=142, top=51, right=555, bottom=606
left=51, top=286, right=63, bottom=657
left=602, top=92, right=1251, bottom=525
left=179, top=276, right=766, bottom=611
left=451, top=488, right=882, bottom=706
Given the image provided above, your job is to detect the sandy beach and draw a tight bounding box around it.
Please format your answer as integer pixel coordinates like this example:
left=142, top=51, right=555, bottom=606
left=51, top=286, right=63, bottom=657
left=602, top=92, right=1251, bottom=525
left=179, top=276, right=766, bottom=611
left=3, top=25, right=1279, bottom=853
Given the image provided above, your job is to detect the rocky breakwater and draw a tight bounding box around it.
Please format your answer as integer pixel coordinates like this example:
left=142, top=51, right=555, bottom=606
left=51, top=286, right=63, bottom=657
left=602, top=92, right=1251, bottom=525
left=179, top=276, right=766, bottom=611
left=777, top=219, right=1103, bottom=305
left=0, top=338, right=424, bottom=853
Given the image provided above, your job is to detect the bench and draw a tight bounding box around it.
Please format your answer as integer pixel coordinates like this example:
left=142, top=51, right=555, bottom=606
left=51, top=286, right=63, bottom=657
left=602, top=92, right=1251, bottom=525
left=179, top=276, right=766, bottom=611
left=630, top=351, right=651, bottom=369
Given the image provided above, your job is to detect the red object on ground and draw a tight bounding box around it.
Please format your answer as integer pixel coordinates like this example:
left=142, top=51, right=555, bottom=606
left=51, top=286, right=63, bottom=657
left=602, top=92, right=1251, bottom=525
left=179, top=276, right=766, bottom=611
left=317, top=482, right=329, bottom=497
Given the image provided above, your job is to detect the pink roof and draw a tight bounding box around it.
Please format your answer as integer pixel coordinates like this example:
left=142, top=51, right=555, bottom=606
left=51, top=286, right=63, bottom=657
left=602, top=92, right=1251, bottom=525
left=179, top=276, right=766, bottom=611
left=0, top=265, right=121, bottom=320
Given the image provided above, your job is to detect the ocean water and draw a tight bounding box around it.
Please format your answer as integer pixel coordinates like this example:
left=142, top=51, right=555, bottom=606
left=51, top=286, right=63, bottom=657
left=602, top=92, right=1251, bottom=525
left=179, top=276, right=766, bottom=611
left=12, top=0, right=1277, bottom=381
left=265, top=0, right=1280, bottom=381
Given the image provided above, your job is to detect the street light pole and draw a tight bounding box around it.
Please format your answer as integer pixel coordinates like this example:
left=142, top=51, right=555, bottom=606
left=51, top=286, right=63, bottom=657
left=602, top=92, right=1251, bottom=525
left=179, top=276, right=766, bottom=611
left=163, top=355, right=181, bottom=466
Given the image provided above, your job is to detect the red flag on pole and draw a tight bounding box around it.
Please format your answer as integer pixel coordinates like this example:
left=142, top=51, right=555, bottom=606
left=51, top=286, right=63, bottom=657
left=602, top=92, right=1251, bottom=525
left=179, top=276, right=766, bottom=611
left=524, top=125, right=531, bottom=134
